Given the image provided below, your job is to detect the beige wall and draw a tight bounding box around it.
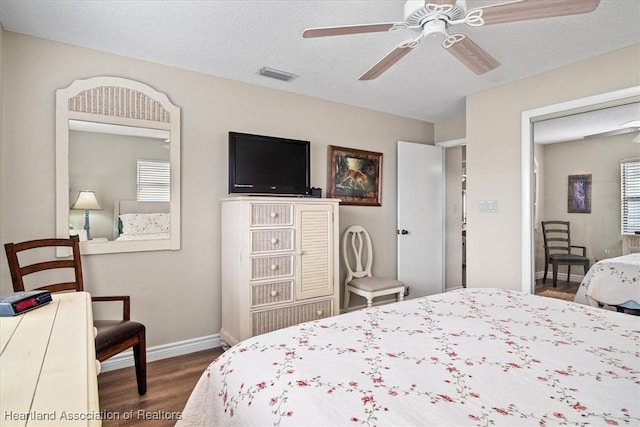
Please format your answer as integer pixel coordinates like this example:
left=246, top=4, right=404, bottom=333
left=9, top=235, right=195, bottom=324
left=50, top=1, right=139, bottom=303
left=466, top=43, right=640, bottom=290
left=435, top=117, right=466, bottom=143
left=534, top=133, right=640, bottom=274
left=0, top=31, right=433, bottom=347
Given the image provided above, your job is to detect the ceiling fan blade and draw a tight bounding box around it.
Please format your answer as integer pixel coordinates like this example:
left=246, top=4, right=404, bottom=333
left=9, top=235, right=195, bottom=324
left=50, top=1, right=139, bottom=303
left=473, top=0, right=601, bottom=25
left=359, top=38, right=421, bottom=81
left=303, top=22, right=404, bottom=38
left=444, top=35, right=500, bottom=75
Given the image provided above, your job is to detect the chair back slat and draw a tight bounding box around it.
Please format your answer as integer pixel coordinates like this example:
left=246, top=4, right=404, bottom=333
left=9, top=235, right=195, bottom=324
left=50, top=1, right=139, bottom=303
left=35, top=282, right=83, bottom=293
left=541, top=221, right=572, bottom=255
left=20, top=259, right=78, bottom=276
left=4, top=236, right=84, bottom=293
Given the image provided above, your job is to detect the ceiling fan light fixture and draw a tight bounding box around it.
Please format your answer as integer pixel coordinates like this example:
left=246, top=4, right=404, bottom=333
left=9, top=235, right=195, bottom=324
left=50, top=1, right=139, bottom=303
left=422, top=19, right=447, bottom=37
left=257, top=67, right=299, bottom=82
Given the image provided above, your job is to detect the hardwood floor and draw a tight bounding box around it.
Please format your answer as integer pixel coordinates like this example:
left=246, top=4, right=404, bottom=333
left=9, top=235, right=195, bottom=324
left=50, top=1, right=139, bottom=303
left=534, top=277, right=581, bottom=295
left=534, top=277, right=582, bottom=302
left=98, top=347, right=223, bottom=426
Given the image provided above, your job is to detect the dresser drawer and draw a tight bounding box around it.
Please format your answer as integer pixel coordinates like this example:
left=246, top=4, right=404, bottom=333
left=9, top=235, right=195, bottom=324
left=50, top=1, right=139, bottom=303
left=251, top=280, right=294, bottom=307
left=251, top=299, right=333, bottom=336
left=250, top=229, right=294, bottom=254
left=251, top=255, right=293, bottom=280
left=250, top=204, right=293, bottom=227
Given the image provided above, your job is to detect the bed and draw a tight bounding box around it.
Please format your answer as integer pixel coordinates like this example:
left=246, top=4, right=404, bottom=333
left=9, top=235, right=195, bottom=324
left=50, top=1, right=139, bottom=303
left=574, top=253, right=640, bottom=310
left=178, top=288, right=640, bottom=426
left=112, top=200, right=170, bottom=241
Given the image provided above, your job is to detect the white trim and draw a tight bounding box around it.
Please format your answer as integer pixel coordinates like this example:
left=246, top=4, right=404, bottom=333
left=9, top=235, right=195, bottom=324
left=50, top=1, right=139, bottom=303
left=99, top=334, right=222, bottom=373
left=521, top=86, right=640, bottom=295
left=435, top=138, right=466, bottom=148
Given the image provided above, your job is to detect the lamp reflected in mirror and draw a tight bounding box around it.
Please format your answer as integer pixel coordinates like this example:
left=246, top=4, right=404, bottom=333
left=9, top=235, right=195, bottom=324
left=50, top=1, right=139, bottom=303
left=72, top=190, right=102, bottom=240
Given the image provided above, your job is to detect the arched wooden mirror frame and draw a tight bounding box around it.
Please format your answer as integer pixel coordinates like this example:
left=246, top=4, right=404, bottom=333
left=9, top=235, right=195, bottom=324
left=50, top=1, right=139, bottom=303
left=56, top=76, right=181, bottom=255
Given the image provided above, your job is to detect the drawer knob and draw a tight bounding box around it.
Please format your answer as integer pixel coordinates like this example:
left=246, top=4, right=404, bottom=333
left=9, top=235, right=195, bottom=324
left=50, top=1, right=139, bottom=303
left=317, top=310, right=323, bottom=316
left=271, top=238, right=278, bottom=244
left=270, top=212, right=278, bottom=218
left=270, top=290, right=278, bottom=297
left=270, top=264, right=278, bottom=271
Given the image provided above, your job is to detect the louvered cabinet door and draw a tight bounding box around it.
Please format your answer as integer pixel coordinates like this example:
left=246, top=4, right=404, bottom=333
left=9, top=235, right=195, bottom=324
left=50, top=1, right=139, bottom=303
left=295, top=203, right=335, bottom=300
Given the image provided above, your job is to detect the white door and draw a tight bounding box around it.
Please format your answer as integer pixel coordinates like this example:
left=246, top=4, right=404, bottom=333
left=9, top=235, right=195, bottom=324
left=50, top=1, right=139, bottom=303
left=397, top=141, right=444, bottom=298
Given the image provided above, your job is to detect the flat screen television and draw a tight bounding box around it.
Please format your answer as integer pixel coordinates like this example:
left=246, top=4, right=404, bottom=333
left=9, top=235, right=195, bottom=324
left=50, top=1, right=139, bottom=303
left=228, top=132, right=310, bottom=195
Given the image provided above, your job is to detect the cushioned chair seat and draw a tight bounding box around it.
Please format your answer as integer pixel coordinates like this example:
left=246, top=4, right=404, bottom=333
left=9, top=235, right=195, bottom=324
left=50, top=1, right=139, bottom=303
left=94, top=320, right=145, bottom=356
left=549, top=254, right=589, bottom=264
left=349, top=277, right=405, bottom=292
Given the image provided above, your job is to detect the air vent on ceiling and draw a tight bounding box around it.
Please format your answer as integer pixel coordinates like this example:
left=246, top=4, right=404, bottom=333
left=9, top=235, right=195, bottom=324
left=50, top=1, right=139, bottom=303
left=257, top=67, right=299, bottom=82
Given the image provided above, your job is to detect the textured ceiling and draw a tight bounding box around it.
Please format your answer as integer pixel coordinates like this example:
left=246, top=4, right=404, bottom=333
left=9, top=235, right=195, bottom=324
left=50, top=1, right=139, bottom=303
left=0, top=0, right=639, bottom=123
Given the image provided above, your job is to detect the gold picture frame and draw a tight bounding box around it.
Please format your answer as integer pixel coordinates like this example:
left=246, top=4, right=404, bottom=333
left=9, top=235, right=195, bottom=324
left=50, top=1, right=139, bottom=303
left=327, top=145, right=382, bottom=206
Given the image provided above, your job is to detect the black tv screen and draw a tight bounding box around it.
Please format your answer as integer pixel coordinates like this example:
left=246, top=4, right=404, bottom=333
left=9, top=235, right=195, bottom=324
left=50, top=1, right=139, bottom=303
left=228, top=132, right=310, bottom=195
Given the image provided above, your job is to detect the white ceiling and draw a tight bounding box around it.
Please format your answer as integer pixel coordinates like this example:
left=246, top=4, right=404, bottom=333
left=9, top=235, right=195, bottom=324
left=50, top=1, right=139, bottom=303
left=533, top=102, right=640, bottom=144
left=0, top=0, right=639, bottom=124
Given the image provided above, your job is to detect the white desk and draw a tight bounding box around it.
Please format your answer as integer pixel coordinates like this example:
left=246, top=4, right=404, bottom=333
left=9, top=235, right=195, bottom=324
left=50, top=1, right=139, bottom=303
left=0, top=292, right=101, bottom=426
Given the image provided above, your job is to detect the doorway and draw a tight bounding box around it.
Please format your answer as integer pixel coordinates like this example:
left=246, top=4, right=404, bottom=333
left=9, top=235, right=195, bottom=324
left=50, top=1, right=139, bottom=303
left=520, top=86, right=640, bottom=295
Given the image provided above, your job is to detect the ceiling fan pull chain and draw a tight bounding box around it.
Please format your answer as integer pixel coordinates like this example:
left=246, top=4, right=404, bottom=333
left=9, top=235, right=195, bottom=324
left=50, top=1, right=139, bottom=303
left=464, top=9, right=484, bottom=27
left=442, top=33, right=465, bottom=49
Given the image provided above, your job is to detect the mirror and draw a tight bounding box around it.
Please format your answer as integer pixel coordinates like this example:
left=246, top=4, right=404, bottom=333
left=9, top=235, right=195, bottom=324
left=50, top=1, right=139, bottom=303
left=56, top=76, right=181, bottom=255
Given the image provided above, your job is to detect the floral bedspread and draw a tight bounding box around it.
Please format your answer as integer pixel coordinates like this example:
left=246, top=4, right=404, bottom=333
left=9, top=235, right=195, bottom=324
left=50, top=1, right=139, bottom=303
left=178, top=288, right=640, bottom=426
left=574, top=253, right=640, bottom=307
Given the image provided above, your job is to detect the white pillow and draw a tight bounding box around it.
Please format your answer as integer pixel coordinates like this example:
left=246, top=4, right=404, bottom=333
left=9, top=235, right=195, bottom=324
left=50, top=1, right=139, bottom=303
left=119, top=213, right=170, bottom=235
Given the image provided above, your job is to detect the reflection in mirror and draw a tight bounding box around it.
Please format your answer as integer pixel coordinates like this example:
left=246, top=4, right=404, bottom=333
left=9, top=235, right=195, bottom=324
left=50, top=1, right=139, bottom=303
left=68, top=122, right=170, bottom=241
left=56, top=76, right=181, bottom=255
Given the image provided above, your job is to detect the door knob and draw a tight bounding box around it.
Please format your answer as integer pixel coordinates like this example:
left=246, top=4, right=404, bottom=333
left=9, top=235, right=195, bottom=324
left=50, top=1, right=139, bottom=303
left=397, top=229, right=409, bottom=235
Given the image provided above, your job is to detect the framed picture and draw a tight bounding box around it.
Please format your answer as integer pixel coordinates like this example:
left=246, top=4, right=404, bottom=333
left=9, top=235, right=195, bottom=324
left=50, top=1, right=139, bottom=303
left=327, top=145, right=382, bottom=206
left=567, top=174, right=592, bottom=213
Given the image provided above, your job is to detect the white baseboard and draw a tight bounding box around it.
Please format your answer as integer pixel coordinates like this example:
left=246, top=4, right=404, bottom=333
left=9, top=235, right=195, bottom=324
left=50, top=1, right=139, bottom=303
left=100, top=333, right=222, bottom=373
left=535, top=270, right=585, bottom=284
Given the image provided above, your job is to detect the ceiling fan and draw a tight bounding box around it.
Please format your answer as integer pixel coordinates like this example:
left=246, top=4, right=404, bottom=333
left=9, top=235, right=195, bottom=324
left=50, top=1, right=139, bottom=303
left=303, top=0, right=601, bottom=80
left=585, top=118, right=640, bottom=141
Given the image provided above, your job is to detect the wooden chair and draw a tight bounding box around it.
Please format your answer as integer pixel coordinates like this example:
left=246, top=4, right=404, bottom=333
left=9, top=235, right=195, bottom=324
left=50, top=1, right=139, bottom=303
left=342, top=225, right=405, bottom=311
left=4, top=235, right=147, bottom=395
left=541, top=221, right=590, bottom=287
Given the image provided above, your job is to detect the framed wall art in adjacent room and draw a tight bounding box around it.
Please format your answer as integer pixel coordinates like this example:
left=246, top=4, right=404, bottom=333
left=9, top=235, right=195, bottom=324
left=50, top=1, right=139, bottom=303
left=567, top=174, right=592, bottom=213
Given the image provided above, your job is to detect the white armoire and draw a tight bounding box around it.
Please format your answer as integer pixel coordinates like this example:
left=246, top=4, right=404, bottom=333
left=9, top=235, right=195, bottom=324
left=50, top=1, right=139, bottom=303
left=220, top=197, right=340, bottom=346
